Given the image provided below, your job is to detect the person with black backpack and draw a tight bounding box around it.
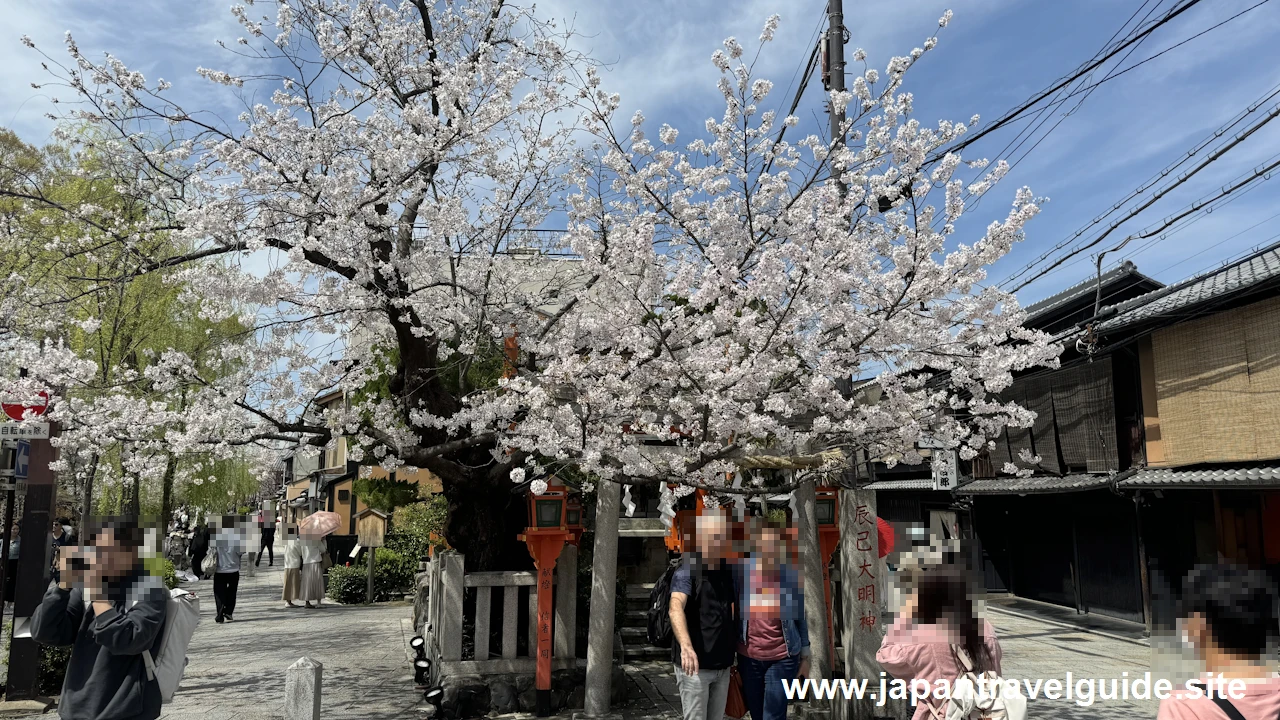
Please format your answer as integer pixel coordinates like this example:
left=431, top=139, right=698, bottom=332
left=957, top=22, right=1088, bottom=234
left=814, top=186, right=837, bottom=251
left=1157, top=563, right=1280, bottom=720
left=667, top=509, right=739, bottom=720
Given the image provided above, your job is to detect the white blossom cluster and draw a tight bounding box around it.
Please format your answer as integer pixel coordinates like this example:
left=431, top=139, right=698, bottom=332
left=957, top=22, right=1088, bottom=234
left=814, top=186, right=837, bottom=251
left=2, top=2, right=1056, bottom=499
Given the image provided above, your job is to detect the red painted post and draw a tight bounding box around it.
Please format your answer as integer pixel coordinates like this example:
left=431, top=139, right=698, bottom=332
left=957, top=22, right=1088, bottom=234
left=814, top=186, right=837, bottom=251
left=520, top=529, right=567, bottom=717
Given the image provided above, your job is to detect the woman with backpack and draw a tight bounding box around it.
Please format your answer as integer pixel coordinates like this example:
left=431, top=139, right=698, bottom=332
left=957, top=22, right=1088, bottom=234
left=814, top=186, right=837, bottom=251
left=876, top=562, right=1004, bottom=720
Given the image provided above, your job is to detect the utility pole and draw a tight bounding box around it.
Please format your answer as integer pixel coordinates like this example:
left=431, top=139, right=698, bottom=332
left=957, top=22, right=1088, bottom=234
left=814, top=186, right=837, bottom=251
left=827, top=0, right=847, bottom=194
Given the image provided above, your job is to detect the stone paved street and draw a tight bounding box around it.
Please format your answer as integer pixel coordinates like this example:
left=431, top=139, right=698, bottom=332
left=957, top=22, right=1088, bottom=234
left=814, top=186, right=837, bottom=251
left=158, top=556, right=427, bottom=720
left=987, top=604, right=1160, bottom=720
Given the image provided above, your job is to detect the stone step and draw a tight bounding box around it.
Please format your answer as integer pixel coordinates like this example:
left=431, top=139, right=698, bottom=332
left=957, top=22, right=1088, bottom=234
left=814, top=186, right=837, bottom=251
left=620, top=626, right=649, bottom=641
left=622, top=644, right=670, bottom=662
left=623, top=583, right=655, bottom=599
left=623, top=610, right=648, bottom=625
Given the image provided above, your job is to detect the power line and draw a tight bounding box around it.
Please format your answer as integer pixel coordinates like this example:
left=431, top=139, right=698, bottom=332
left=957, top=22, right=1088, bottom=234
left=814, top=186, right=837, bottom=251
left=1055, top=0, right=1274, bottom=104
left=925, top=0, right=1208, bottom=165
left=955, top=0, right=1168, bottom=222
left=1001, top=89, right=1280, bottom=291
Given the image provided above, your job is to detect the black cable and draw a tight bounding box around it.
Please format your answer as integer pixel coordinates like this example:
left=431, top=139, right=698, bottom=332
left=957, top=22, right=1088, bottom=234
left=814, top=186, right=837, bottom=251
left=1057, top=0, right=1273, bottom=104
left=924, top=0, right=1208, bottom=165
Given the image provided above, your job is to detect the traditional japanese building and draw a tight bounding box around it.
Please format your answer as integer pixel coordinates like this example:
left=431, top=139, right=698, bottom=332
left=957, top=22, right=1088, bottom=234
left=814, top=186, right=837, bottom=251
left=966, top=245, right=1280, bottom=630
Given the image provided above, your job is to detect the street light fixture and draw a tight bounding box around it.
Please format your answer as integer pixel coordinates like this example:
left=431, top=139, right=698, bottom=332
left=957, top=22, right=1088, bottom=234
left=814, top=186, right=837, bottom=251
left=423, top=686, right=444, bottom=710
left=410, top=635, right=426, bottom=661
left=414, top=658, right=432, bottom=686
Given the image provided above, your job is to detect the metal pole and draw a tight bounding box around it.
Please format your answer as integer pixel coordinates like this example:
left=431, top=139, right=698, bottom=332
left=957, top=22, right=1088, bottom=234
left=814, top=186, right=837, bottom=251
left=827, top=0, right=847, bottom=194
left=366, top=547, right=375, bottom=604
left=582, top=479, right=621, bottom=718
left=0, top=442, right=16, bottom=641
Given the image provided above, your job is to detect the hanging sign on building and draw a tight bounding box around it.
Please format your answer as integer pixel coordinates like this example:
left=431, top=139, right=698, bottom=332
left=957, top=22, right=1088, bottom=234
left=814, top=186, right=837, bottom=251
left=931, top=449, right=957, bottom=491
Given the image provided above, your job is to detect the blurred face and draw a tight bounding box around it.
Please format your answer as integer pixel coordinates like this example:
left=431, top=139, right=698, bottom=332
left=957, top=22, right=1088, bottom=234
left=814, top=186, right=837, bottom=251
left=92, top=530, right=137, bottom=579
left=756, top=527, right=784, bottom=566
left=697, top=514, right=729, bottom=560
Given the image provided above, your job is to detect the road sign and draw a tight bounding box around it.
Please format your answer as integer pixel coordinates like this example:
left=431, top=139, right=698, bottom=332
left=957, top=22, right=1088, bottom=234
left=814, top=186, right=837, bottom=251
left=1, top=391, right=49, bottom=422
left=14, top=440, right=29, bottom=480
left=0, top=423, right=50, bottom=440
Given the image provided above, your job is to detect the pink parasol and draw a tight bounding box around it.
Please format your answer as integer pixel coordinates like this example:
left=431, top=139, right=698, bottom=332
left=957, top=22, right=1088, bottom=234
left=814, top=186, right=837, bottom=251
left=299, top=511, right=341, bottom=538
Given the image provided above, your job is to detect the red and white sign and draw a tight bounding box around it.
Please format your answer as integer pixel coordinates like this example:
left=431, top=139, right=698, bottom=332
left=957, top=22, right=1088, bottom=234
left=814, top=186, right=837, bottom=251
left=2, top=391, right=49, bottom=422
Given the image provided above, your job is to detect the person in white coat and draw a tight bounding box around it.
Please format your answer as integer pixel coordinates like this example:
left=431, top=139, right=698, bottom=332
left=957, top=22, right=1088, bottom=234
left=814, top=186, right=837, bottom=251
left=281, top=526, right=303, bottom=608
left=298, top=535, right=327, bottom=609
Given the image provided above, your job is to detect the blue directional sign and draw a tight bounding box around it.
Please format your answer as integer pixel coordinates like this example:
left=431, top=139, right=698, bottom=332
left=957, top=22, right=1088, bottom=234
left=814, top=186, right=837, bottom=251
left=14, top=440, right=30, bottom=480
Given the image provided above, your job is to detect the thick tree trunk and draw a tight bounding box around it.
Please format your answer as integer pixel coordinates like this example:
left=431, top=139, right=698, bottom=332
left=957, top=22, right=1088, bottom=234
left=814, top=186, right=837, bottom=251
left=160, top=456, right=176, bottom=530
left=79, top=455, right=99, bottom=539
left=128, top=474, right=142, bottom=516
left=439, top=453, right=532, bottom=572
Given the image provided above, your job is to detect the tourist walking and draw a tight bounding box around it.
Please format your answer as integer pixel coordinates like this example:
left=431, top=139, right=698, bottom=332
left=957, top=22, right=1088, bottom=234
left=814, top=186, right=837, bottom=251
left=31, top=516, right=168, bottom=720
left=256, top=508, right=277, bottom=567
left=50, top=519, right=72, bottom=584
left=297, top=534, right=327, bottom=609
left=733, top=519, right=809, bottom=720
left=670, top=509, right=738, bottom=720
left=210, top=515, right=245, bottom=623
left=282, top=525, right=303, bottom=608
left=876, top=561, right=1002, bottom=720
left=1157, top=563, right=1280, bottom=719
left=189, top=517, right=210, bottom=580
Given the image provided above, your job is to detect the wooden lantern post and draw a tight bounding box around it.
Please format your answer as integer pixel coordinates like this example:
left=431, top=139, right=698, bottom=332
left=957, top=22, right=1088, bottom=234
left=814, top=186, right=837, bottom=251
left=356, top=509, right=389, bottom=604
left=517, top=477, right=582, bottom=717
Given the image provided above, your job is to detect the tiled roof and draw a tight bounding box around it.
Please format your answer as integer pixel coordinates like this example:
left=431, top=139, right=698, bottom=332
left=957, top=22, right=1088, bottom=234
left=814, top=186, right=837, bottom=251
left=1118, top=464, right=1280, bottom=488
left=862, top=479, right=939, bottom=491
left=1095, top=244, right=1280, bottom=333
left=955, top=474, right=1114, bottom=495
left=1024, top=261, right=1159, bottom=320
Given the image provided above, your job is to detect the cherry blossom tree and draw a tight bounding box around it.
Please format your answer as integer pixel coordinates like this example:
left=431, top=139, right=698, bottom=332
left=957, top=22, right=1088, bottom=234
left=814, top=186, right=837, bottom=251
left=3, top=1, right=1056, bottom=570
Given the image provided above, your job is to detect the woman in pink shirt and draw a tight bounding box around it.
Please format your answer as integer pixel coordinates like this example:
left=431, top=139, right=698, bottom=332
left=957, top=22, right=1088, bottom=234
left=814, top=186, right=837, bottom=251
left=1157, top=564, right=1280, bottom=720
left=876, top=564, right=1002, bottom=720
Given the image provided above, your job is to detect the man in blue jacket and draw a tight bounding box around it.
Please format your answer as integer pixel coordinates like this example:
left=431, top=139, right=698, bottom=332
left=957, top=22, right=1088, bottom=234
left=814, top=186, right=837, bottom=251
left=32, top=516, right=168, bottom=720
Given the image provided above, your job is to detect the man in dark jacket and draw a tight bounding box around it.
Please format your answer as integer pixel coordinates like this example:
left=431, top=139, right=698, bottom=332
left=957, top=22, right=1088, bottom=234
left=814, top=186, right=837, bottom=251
left=32, top=516, right=168, bottom=720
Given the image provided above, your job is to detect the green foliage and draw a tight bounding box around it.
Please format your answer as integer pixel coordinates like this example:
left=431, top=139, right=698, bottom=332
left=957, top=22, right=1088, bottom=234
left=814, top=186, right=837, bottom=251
left=384, top=493, right=448, bottom=561
left=40, top=644, right=73, bottom=695
left=353, top=476, right=420, bottom=513
left=177, top=458, right=260, bottom=514
left=325, top=548, right=415, bottom=604
left=144, top=556, right=179, bottom=589
left=767, top=508, right=788, bottom=526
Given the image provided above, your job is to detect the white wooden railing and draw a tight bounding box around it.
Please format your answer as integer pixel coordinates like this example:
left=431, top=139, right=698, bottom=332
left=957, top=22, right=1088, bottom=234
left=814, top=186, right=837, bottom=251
left=422, top=548, right=580, bottom=678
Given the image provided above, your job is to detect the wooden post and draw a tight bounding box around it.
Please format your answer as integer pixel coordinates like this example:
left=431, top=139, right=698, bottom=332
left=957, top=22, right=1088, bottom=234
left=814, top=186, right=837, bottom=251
left=366, top=547, right=376, bottom=604
left=523, top=533, right=567, bottom=717
left=1134, top=494, right=1152, bottom=636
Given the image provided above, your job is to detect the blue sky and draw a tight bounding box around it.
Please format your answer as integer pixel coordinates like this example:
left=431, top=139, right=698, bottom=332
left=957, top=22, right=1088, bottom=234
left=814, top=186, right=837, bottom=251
left=6, top=0, right=1280, bottom=308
